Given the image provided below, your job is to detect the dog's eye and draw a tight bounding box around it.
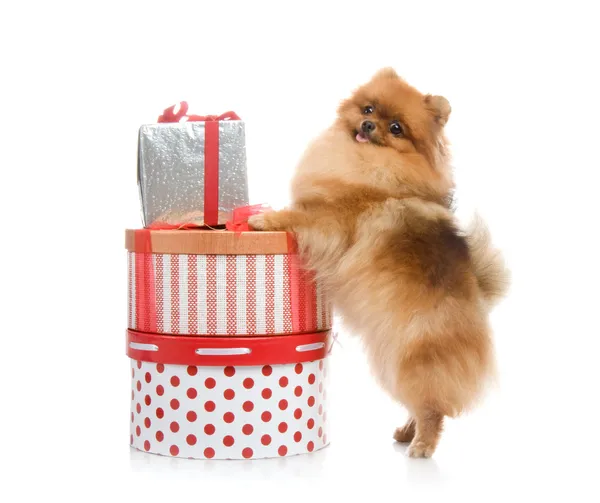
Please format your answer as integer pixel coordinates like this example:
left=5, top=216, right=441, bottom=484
left=363, top=105, right=374, bottom=115
left=389, top=121, right=404, bottom=136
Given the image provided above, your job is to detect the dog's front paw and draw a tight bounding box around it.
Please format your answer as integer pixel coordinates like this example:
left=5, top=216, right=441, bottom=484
left=407, top=441, right=435, bottom=459
left=248, top=214, right=267, bottom=231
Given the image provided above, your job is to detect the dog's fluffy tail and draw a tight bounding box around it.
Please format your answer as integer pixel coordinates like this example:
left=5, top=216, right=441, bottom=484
left=465, top=215, right=510, bottom=309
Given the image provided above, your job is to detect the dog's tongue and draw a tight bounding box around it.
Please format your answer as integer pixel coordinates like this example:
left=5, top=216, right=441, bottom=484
left=356, top=132, right=369, bottom=143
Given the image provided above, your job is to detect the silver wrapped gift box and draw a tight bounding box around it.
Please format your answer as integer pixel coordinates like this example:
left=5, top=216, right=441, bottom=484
left=138, top=111, right=249, bottom=228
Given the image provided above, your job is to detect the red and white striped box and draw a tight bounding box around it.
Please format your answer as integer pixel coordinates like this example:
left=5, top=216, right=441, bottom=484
left=125, top=230, right=332, bottom=336
left=128, top=330, right=331, bottom=459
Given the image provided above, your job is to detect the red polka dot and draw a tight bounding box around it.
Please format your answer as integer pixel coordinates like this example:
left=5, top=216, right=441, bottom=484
left=294, top=386, right=303, bottom=397
left=130, top=434, right=133, bottom=445
left=157, top=363, right=164, bottom=373
left=262, top=388, right=272, bottom=399
left=204, top=424, right=215, bottom=435
left=262, top=365, right=272, bottom=376
left=243, top=378, right=254, bottom=389
left=131, top=368, right=134, bottom=378
left=261, top=411, right=272, bottom=422
left=279, top=376, right=289, bottom=388
left=323, top=434, right=327, bottom=444
left=186, top=411, right=197, bottom=422
left=224, top=366, right=235, bottom=377
left=170, top=421, right=180, bottom=433
left=278, top=399, right=288, bottom=410
left=242, top=424, right=254, bottom=435
left=278, top=422, right=288, bottom=433
left=169, top=445, right=179, bottom=456
left=224, top=412, right=235, bottom=423
left=308, top=374, right=316, bottom=385
left=145, top=395, right=152, bottom=406
left=144, top=417, right=151, bottom=428
left=156, top=385, right=164, bottom=396
left=156, top=431, right=164, bottom=442
left=307, top=441, right=314, bottom=452
left=295, top=363, right=303, bottom=374
left=307, top=418, right=315, bottom=429
left=318, top=427, right=323, bottom=438
left=144, top=440, right=150, bottom=451
left=131, top=412, right=134, bottom=423
left=319, top=361, right=323, bottom=370
left=204, top=401, right=216, bottom=412
left=187, top=366, right=198, bottom=376
left=242, top=447, right=253, bottom=459
left=137, top=361, right=142, bottom=369
left=224, top=389, right=235, bottom=400
left=170, top=399, right=180, bottom=410
left=187, top=387, right=198, bottom=399
left=131, top=390, right=134, bottom=401
left=223, top=435, right=235, bottom=447
left=243, top=401, right=254, bottom=412
left=186, top=434, right=197, bottom=446
left=261, top=434, right=272, bottom=446
left=136, top=403, right=141, bottom=414
left=294, top=408, right=303, bottom=419
left=204, top=447, right=215, bottom=458
left=278, top=445, right=288, bottom=456
left=204, top=377, right=216, bottom=389
left=308, top=396, right=315, bottom=407
left=136, top=381, right=141, bottom=392
left=318, top=404, right=323, bottom=415
left=136, top=426, right=141, bottom=437
left=170, top=376, right=180, bottom=387
left=145, top=372, right=152, bottom=383
left=294, top=431, right=302, bottom=442
left=156, top=407, right=164, bottom=419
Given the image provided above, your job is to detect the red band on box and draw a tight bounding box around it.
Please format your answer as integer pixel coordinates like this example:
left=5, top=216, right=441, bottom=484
left=204, top=120, right=219, bottom=227
left=134, top=230, right=157, bottom=332
left=127, top=329, right=331, bottom=367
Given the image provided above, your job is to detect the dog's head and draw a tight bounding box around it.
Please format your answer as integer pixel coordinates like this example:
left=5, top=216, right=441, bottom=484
left=337, top=68, right=451, bottom=172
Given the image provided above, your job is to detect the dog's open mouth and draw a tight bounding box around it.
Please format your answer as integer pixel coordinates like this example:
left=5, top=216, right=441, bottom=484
left=355, top=131, right=369, bottom=143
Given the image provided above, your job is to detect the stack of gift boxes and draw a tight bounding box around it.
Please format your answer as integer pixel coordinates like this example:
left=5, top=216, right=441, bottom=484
left=126, top=103, right=332, bottom=460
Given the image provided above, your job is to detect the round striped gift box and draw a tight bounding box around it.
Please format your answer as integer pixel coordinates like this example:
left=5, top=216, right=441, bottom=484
left=125, top=229, right=332, bottom=336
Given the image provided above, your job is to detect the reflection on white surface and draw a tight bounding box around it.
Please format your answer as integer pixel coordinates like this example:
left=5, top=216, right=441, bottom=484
left=129, top=445, right=329, bottom=480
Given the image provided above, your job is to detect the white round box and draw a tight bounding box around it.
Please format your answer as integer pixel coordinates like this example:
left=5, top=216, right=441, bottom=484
left=129, top=330, right=330, bottom=459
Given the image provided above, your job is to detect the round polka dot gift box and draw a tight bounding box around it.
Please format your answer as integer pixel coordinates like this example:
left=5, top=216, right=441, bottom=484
left=126, top=229, right=333, bottom=459
left=128, top=330, right=330, bottom=459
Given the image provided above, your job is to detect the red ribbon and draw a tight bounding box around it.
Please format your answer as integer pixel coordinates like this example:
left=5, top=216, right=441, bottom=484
left=157, top=102, right=241, bottom=227
left=225, top=204, right=272, bottom=232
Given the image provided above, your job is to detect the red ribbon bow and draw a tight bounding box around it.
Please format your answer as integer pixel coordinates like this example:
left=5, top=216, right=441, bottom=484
left=225, top=204, right=272, bottom=232
left=156, top=102, right=241, bottom=227
left=158, top=102, right=240, bottom=123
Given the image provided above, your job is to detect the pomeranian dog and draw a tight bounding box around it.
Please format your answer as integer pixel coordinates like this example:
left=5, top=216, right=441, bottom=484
left=249, top=68, right=509, bottom=458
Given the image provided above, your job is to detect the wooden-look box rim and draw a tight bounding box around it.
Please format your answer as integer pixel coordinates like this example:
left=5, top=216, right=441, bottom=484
left=125, top=229, right=294, bottom=255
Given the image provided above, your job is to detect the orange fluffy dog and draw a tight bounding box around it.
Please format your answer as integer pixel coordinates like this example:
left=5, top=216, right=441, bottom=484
left=249, top=68, right=509, bottom=458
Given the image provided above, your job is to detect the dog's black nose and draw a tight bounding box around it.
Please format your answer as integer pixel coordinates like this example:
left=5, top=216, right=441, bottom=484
left=361, top=120, right=375, bottom=133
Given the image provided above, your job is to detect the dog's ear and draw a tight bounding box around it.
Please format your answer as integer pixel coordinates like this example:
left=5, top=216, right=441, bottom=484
left=424, top=95, right=451, bottom=126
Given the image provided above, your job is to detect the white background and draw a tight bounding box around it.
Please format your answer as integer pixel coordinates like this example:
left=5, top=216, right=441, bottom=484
left=2, top=1, right=599, bottom=501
